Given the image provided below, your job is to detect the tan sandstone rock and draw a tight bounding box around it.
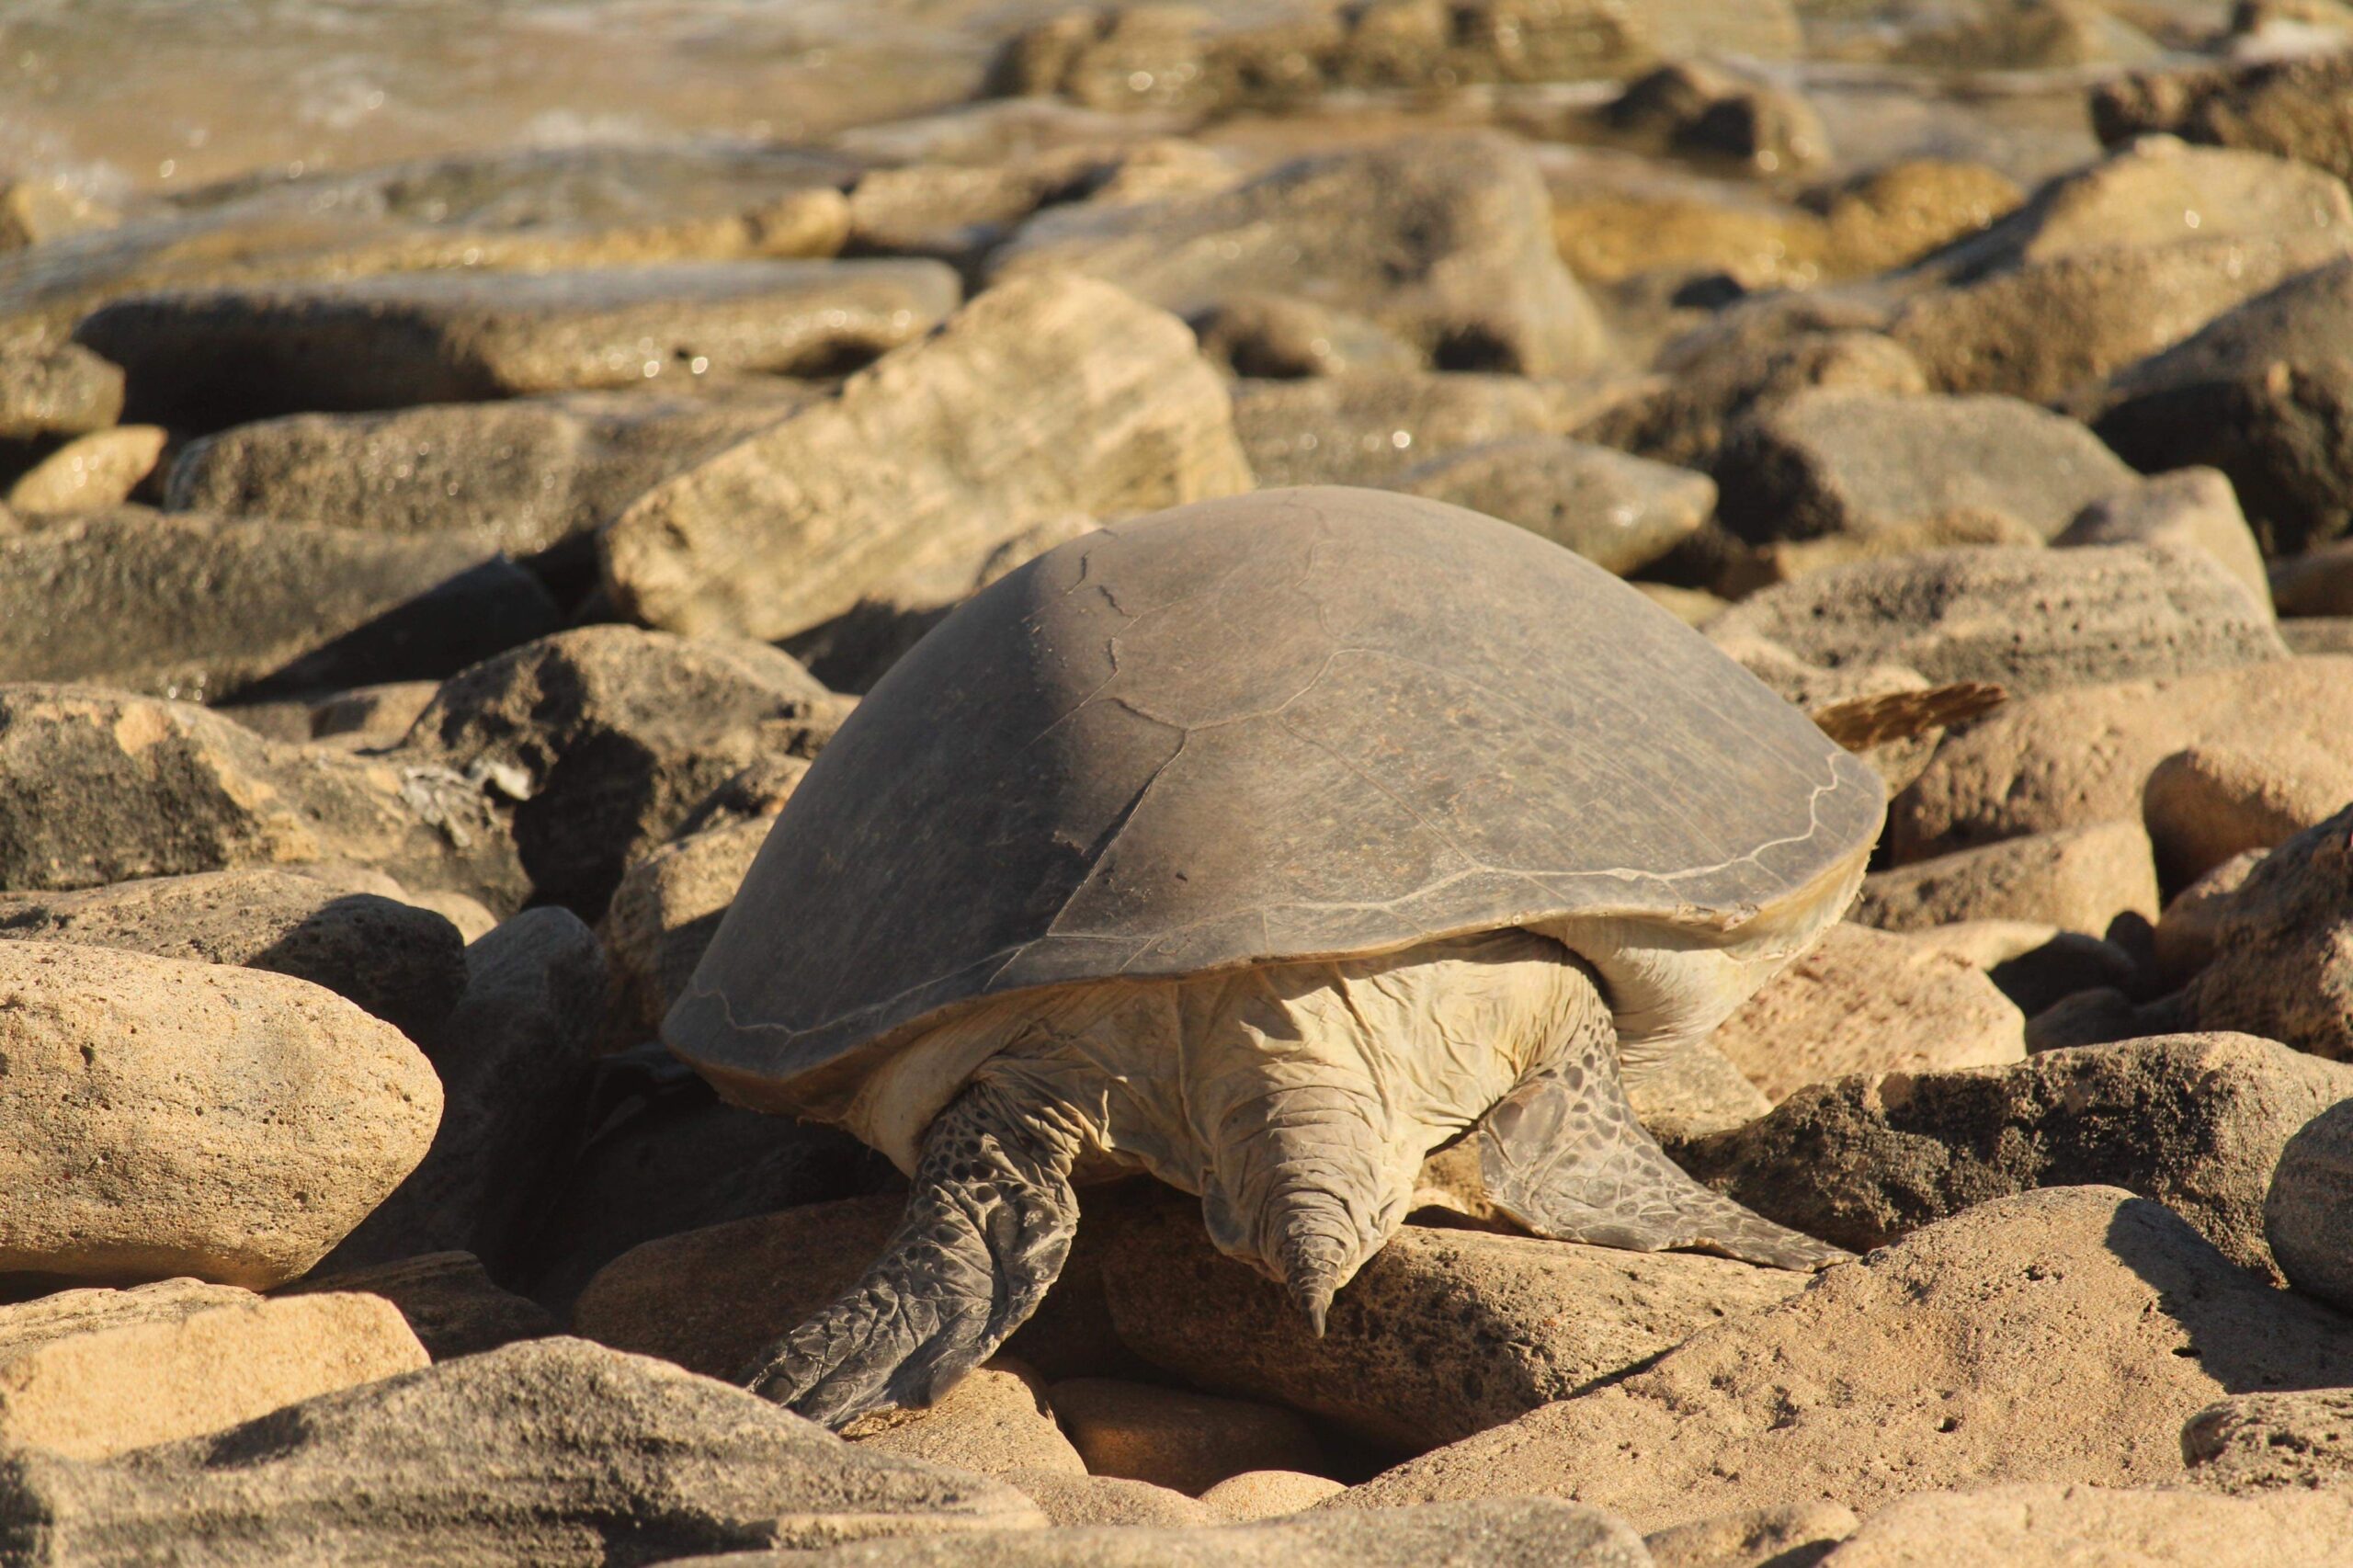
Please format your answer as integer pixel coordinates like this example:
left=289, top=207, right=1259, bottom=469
left=2143, top=740, right=2350, bottom=886
left=1852, top=821, right=2160, bottom=937
left=1199, top=1471, right=1347, bottom=1522
left=2184, top=1388, right=2353, bottom=1494
left=1047, top=1378, right=1326, bottom=1495
left=1813, top=1482, right=2353, bottom=1565
left=1000, top=1470, right=1215, bottom=1528
left=847, top=1364, right=1086, bottom=1479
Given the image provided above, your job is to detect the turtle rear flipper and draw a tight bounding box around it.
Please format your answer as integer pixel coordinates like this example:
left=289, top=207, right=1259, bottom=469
left=1479, top=1035, right=1848, bottom=1273
left=743, top=1075, right=1083, bottom=1429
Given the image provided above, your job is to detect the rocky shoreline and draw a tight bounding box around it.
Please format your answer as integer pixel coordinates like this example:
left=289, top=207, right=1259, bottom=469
left=6, top=2, right=2353, bottom=1563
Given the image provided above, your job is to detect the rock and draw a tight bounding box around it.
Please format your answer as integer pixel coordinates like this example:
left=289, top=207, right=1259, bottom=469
left=1099, top=1201, right=1806, bottom=1452
left=1979, top=928, right=2144, bottom=1016
left=0, top=507, right=563, bottom=703
left=2093, top=50, right=2353, bottom=185
left=1191, top=293, right=1421, bottom=380
left=2154, top=848, right=2268, bottom=984
left=1042, top=1379, right=1324, bottom=1495
left=1229, top=371, right=1555, bottom=489
left=2022, top=986, right=2176, bottom=1052
left=396, top=626, right=838, bottom=915
left=1814, top=1482, right=2353, bottom=1564
left=308, top=680, right=441, bottom=749
left=0, top=685, right=527, bottom=909
left=1644, top=1502, right=1860, bottom=1568
left=1711, top=632, right=1958, bottom=796
left=989, top=133, right=1607, bottom=377
left=1852, top=822, right=2162, bottom=937
left=75, top=260, right=960, bottom=431
left=278, top=1252, right=556, bottom=1361
left=0, top=1283, right=426, bottom=1460
left=1805, top=0, right=2163, bottom=67
left=1548, top=163, right=1833, bottom=292
left=600, top=275, right=1250, bottom=642
left=1328, top=1189, right=2353, bottom=1531
left=720, top=1497, right=1653, bottom=1567
left=1709, top=924, right=2026, bottom=1105
left=1887, top=656, right=2353, bottom=860
left=1891, top=233, right=2353, bottom=404
left=1622, top=1040, right=1777, bottom=1142
left=2093, top=254, right=2353, bottom=557
left=2272, top=537, right=2353, bottom=615
left=1386, top=436, right=1711, bottom=574
left=322, top=909, right=605, bottom=1279
left=2165, top=805, right=2353, bottom=1059
left=5, top=426, right=165, bottom=516
left=1198, top=1471, right=1346, bottom=1522
left=2184, top=1388, right=2353, bottom=1493
left=166, top=383, right=820, bottom=558
left=846, top=141, right=1233, bottom=272
left=0, top=941, right=441, bottom=1288
left=1592, top=61, right=1828, bottom=174
left=847, top=1365, right=1086, bottom=1479
left=0, top=344, right=123, bottom=440
left=2143, top=741, right=2349, bottom=885
left=2268, top=1100, right=2353, bottom=1317
left=1577, top=330, right=1927, bottom=472
left=999, top=1470, right=1214, bottom=1528
left=0, top=1337, right=1045, bottom=1562
left=0, top=180, right=118, bottom=253
left=1677, top=1033, right=2353, bottom=1278
left=601, top=816, right=774, bottom=1049
left=1815, top=159, right=2024, bottom=278
left=2283, top=614, right=2353, bottom=653
left=2057, top=467, right=2275, bottom=608
left=0, top=869, right=468, bottom=1045
left=1712, top=392, right=2139, bottom=551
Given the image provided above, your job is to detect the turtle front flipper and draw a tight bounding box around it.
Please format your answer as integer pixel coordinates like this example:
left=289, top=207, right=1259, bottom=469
left=1480, top=1027, right=1849, bottom=1273
left=743, top=1074, right=1084, bottom=1429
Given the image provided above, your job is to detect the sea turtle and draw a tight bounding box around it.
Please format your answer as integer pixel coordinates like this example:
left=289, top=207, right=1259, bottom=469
left=666, top=485, right=1889, bottom=1429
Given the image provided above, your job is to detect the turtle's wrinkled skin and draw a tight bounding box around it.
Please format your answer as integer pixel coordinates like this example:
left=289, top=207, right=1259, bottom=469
left=668, top=486, right=1886, bottom=1428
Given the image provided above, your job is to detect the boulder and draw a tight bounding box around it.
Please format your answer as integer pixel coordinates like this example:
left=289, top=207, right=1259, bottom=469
left=2171, top=804, right=2353, bottom=1059
left=1000, top=1471, right=1213, bottom=1528
left=1676, top=1033, right=2353, bottom=1279
left=6, top=426, right=166, bottom=516
left=0, top=507, right=563, bottom=703
left=1704, top=544, right=2283, bottom=698
left=847, top=1365, right=1085, bottom=1480
left=1386, top=436, right=1711, bottom=575
left=1644, top=1503, right=1859, bottom=1568
left=2094, top=254, right=2353, bottom=557
left=1813, top=1483, right=2353, bottom=1565
left=1711, top=392, right=2137, bottom=551
left=2184, top=1388, right=2353, bottom=1493
left=2153, top=848, right=2268, bottom=985
left=1851, top=822, right=2162, bottom=937
left=988, top=133, right=1608, bottom=377
left=0, top=685, right=527, bottom=910
left=1198, top=1471, right=1346, bottom=1522
left=0, top=869, right=468, bottom=1045
left=321, top=909, right=606, bottom=1279
left=0, top=941, right=441, bottom=1288
left=0, top=344, right=122, bottom=440
left=0, top=1338, right=1045, bottom=1562
left=0, top=1285, right=426, bottom=1460
left=2093, top=49, right=2353, bottom=185
left=1328, top=1189, right=2353, bottom=1532
left=166, top=383, right=820, bottom=557
left=2143, top=740, right=2350, bottom=886
left=1098, top=1201, right=1806, bottom=1453
left=600, top=816, right=774, bottom=1049
left=1046, top=1378, right=1325, bottom=1495
left=1709, top=924, right=2026, bottom=1105
left=75, top=260, right=959, bottom=430
left=277, top=1252, right=556, bottom=1361
left=2269, top=1098, right=2353, bottom=1313
left=1229, top=371, right=1555, bottom=489
left=599, top=276, right=1251, bottom=642
left=1577, top=330, right=1928, bottom=472
left=1591, top=61, right=1829, bottom=173
left=394, top=627, right=838, bottom=915
left=1887, top=656, right=2353, bottom=860
left=2056, top=467, right=2274, bottom=607
left=1191, top=293, right=1421, bottom=380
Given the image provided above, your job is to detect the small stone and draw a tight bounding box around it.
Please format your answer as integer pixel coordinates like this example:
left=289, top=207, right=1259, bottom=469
left=76, top=260, right=961, bottom=431
left=0, top=941, right=441, bottom=1288
left=2143, top=740, right=2350, bottom=886
left=1046, top=1378, right=1325, bottom=1495
left=0, top=1338, right=1044, bottom=1560
left=0, top=179, right=118, bottom=252
left=1099, top=1202, right=1805, bottom=1452
left=0, top=344, right=123, bottom=440
left=601, top=275, right=1252, bottom=642
left=1814, top=1482, right=2353, bottom=1564
left=1644, top=1502, right=1860, bottom=1568
left=601, top=816, right=774, bottom=1049
left=2173, top=804, right=2353, bottom=1059
left=0, top=1285, right=426, bottom=1460
left=1816, top=160, right=2024, bottom=277
left=1707, top=543, right=2282, bottom=698
left=2185, top=1388, right=2353, bottom=1493
left=847, top=1363, right=1086, bottom=1479
left=5, top=426, right=165, bottom=516
left=2057, top=467, right=2274, bottom=608
left=278, top=1252, right=556, bottom=1361
left=1198, top=1470, right=1347, bottom=1521
left=998, top=1470, right=1214, bottom=1528
left=1853, top=822, right=2161, bottom=938
left=1677, top=1033, right=2353, bottom=1278
left=1328, top=1189, right=2353, bottom=1531
left=1388, top=435, right=1711, bottom=575
left=1712, top=392, right=2138, bottom=551
left=1710, top=924, right=2026, bottom=1105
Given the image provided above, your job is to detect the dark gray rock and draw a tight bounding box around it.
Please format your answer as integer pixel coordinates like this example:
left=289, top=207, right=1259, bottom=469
left=75, top=260, right=959, bottom=431
left=0, top=869, right=467, bottom=1045
left=1675, top=1032, right=2351, bottom=1279
left=0, top=1338, right=1044, bottom=1564
left=1389, top=435, right=1712, bottom=575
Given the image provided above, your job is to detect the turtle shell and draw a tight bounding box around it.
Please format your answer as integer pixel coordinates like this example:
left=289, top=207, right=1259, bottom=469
left=668, top=486, right=1884, bottom=1114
